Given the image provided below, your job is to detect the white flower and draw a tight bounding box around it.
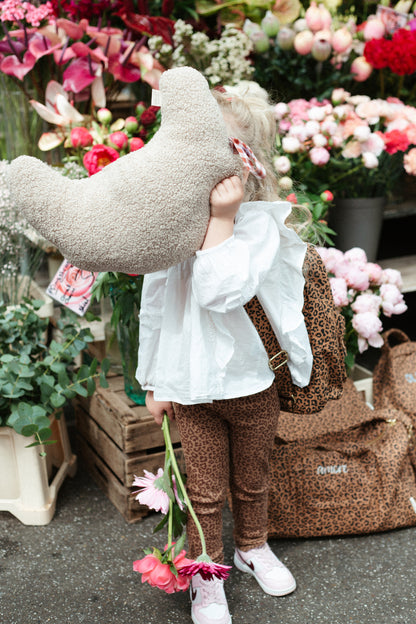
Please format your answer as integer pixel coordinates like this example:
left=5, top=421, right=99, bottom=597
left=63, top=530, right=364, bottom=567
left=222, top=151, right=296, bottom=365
left=273, top=155, right=291, bottom=174
left=312, top=133, right=327, bottom=147
left=278, top=176, right=293, bottom=191
left=362, top=152, right=379, bottom=169
left=282, top=136, right=301, bottom=153
left=308, top=106, right=326, bottom=121
left=362, top=132, right=385, bottom=156
left=353, top=125, right=371, bottom=141
left=274, top=102, right=289, bottom=120
left=304, top=120, right=320, bottom=137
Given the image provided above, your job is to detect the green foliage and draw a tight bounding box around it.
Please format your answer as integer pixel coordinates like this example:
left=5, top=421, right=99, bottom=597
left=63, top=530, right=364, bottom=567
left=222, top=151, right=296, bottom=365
left=91, top=272, right=143, bottom=328
left=0, top=298, right=110, bottom=445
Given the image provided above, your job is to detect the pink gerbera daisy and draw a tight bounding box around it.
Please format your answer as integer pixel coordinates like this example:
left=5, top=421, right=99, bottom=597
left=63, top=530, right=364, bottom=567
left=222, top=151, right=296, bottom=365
left=178, top=555, right=232, bottom=581
left=132, top=468, right=170, bottom=514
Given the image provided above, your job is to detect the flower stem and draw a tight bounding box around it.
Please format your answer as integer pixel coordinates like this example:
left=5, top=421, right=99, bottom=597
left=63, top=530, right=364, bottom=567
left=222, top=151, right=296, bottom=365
left=168, top=499, right=173, bottom=551
left=162, top=414, right=207, bottom=555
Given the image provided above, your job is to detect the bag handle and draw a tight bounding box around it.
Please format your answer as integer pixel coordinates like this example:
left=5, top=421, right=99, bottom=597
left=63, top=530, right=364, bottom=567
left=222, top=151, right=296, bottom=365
left=381, top=328, right=411, bottom=351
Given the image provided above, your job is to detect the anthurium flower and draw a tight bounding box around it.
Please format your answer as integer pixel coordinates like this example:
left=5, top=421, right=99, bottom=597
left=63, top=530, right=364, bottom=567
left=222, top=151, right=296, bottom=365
left=0, top=49, right=36, bottom=80
left=63, top=56, right=101, bottom=93
left=30, top=80, right=84, bottom=126
left=132, top=468, right=170, bottom=514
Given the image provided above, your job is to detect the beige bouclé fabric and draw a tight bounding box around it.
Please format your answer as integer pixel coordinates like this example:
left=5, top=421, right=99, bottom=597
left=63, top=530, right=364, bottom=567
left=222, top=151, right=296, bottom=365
left=6, top=67, right=241, bottom=275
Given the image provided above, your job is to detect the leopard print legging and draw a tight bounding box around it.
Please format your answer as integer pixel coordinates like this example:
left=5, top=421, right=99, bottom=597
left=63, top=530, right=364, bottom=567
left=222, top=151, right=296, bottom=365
left=173, top=382, right=279, bottom=564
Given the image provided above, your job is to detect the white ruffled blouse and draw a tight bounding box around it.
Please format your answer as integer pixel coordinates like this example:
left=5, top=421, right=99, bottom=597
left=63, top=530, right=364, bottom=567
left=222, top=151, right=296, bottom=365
left=136, top=200, right=313, bottom=405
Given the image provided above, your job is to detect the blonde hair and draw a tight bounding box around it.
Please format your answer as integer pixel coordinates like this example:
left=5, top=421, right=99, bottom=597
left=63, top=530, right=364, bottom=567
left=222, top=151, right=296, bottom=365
left=212, top=86, right=280, bottom=203
left=212, top=85, right=312, bottom=236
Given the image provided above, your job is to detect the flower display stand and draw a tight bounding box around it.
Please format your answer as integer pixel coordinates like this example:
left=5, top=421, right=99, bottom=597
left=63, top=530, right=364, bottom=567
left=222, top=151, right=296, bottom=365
left=0, top=414, right=77, bottom=525
left=73, top=375, right=184, bottom=523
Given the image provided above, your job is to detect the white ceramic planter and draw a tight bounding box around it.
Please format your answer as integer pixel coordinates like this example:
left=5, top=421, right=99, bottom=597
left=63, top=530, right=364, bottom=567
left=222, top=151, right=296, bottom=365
left=0, top=413, right=76, bottom=525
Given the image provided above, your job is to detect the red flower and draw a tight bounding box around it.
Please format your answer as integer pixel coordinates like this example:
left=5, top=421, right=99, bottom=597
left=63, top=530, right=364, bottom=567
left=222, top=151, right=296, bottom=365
left=364, top=38, right=391, bottom=70
left=320, top=190, right=334, bottom=202
left=382, top=130, right=410, bottom=155
left=178, top=559, right=232, bottom=581
left=140, top=108, right=157, bottom=126
left=83, top=144, right=119, bottom=176
left=286, top=193, right=297, bottom=203
left=133, top=549, right=193, bottom=593
left=129, top=137, right=145, bottom=151
left=388, top=29, right=416, bottom=76
left=70, top=126, right=93, bottom=148
left=108, top=131, right=129, bottom=150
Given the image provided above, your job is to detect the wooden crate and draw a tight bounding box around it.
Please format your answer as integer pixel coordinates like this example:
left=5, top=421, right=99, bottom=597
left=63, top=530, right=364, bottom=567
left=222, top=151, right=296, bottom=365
left=74, top=376, right=184, bottom=523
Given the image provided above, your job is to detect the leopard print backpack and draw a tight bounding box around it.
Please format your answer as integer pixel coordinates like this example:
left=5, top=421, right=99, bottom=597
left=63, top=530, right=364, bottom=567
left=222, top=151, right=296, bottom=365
left=245, top=244, right=347, bottom=414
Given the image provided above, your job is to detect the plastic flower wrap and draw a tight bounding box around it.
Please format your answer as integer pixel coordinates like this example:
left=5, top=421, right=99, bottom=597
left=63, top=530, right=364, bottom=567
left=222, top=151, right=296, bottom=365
left=274, top=90, right=416, bottom=199
left=132, top=415, right=232, bottom=593
left=317, top=246, right=407, bottom=370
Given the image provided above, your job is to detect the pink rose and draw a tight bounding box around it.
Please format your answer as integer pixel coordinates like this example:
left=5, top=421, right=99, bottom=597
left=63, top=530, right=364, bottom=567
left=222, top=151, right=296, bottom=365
left=329, top=277, right=349, bottom=306
left=70, top=126, right=93, bottom=149
left=351, top=293, right=381, bottom=315
left=309, top=146, right=330, bottom=165
left=379, top=284, right=408, bottom=317
left=133, top=549, right=193, bottom=593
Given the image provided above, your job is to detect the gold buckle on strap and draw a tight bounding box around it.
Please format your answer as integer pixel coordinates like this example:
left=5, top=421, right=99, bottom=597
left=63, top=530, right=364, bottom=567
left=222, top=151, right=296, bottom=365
left=268, top=350, right=288, bottom=371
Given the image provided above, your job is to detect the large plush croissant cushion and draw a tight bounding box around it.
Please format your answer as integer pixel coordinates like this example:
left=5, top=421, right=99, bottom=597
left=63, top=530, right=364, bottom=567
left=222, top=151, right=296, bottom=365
left=6, top=67, right=240, bottom=274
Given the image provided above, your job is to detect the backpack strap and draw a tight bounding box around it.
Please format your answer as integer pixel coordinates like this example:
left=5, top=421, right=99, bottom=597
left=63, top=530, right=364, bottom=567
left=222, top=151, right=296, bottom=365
left=381, top=328, right=411, bottom=351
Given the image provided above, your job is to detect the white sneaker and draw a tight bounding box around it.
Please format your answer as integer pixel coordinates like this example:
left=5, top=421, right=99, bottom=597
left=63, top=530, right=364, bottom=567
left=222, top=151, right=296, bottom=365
left=190, top=575, right=232, bottom=624
left=234, top=543, right=296, bottom=596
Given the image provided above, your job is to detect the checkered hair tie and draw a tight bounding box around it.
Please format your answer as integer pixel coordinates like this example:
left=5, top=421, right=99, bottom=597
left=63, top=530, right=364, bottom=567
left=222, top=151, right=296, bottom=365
left=229, top=137, right=266, bottom=180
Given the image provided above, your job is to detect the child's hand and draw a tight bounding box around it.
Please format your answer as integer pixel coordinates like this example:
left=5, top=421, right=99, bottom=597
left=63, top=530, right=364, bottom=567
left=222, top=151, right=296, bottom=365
left=209, top=175, right=245, bottom=221
left=145, top=390, right=175, bottom=425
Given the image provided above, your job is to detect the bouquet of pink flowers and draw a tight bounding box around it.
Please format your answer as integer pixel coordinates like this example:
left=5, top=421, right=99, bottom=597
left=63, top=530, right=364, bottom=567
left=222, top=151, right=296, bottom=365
left=132, top=415, right=231, bottom=593
left=317, top=246, right=407, bottom=370
left=274, top=89, right=416, bottom=199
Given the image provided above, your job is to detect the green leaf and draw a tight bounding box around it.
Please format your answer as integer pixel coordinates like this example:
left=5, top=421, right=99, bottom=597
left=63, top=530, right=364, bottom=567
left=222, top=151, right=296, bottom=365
left=99, top=372, right=109, bottom=388
left=21, top=424, right=37, bottom=437
left=173, top=532, right=187, bottom=558
left=50, top=392, right=67, bottom=408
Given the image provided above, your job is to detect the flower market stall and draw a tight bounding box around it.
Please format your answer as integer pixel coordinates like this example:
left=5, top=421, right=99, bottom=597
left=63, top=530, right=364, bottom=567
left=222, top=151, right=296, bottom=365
left=1, top=0, right=416, bottom=559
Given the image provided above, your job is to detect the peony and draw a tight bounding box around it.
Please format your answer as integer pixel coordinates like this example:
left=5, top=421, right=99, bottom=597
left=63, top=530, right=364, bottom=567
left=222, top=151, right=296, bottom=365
left=352, top=312, right=384, bottom=351
left=361, top=132, right=385, bottom=156
left=140, top=107, right=158, bottom=126
left=96, top=107, right=112, bottom=124
left=125, top=116, right=139, bottom=133
left=382, top=129, right=410, bottom=155
left=344, top=266, right=370, bottom=291
left=294, top=30, right=314, bottom=55
left=362, top=152, right=378, bottom=169
left=317, top=246, right=344, bottom=274
left=382, top=268, right=403, bottom=289
left=278, top=175, right=293, bottom=191
left=312, top=133, right=327, bottom=147
left=344, top=247, right=368, bottom=266
left=309, top=146, right=330, bottom=165
left=273, top=155, right=291, bottom=174
left=351, top=56, right=373, bottom=82
left=83, top=144, right=119, bottom=176
left=282, top=136, right=301, bottom=153
left=404, top=148, right=416, bottom=175
left=129, top=137, right=145, bottom=151
left=329, top=277, right=349, bottom=307
left=363, top=17, right=386, bottom=41
left=366, top=262, right=384, bottom=284
left=108, top=131, right=129, bottom=150
left=351, top=293, right=381, bottom=315
left=70, top=126, right=93, bottom=148
left=332, top=27, right=352, bottom=54
left=274, top=102, right=289, bottom=120
left=379, top=284, right=407, bottom=317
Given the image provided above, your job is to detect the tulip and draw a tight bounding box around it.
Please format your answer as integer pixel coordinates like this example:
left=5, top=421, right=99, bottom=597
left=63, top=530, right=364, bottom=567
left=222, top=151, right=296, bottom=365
left=97, top=107, right=112, bottom=124
left=363, top=17, right=386, bottom=40
left=311, top=38, right=332, bottom=61
left=332, top=27, right=353, bottom=53
left=294, top=30, right=314, bottom=55
left=277, top=27, right=295, bottom=50
left=351, top=56, right=373, bottom=82
left=261, top=10, right=280, bottom=38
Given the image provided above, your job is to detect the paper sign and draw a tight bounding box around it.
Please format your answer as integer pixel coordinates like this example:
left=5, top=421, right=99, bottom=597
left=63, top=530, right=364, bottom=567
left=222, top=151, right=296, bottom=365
left=47, top=260, right=99, bottom=316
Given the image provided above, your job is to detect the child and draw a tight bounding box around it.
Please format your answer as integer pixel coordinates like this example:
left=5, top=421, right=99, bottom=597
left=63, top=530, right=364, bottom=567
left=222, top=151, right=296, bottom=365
left=137, top=85, right=313, bottom=624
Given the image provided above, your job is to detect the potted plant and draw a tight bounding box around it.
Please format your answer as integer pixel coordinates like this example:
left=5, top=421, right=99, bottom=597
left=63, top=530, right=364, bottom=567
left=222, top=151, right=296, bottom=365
left=0, top=297, right=110, bottom=524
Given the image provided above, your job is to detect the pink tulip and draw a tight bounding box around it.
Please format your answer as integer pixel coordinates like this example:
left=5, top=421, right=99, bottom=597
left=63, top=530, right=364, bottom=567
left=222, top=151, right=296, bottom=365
left=351, top=56, right=373, bottom=82
left=332, top=27, right=353, bottom=53
left=363, top=17, right=386, bottom=40
left=294, top=30, right=314, bottom=55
